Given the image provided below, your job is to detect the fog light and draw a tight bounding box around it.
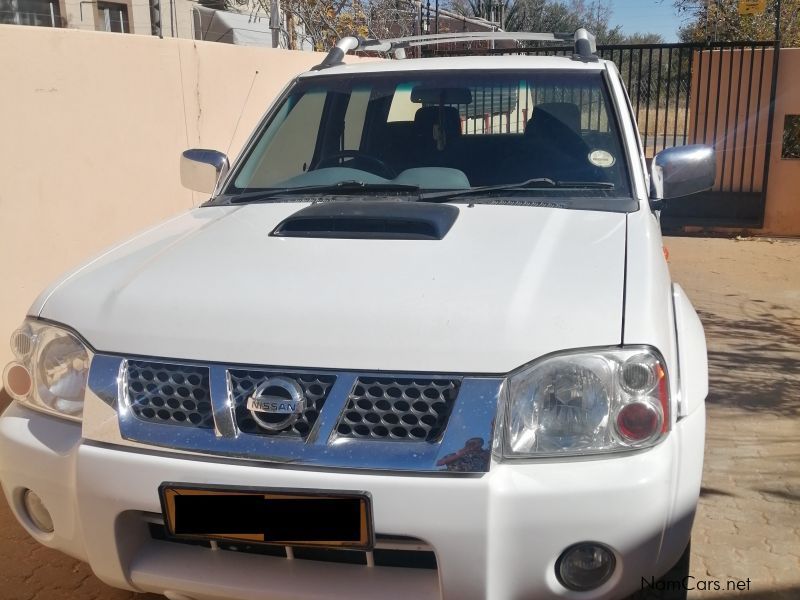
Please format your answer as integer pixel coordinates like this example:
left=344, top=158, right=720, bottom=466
left=557, top=542, right=615, bottom=591
left=22, top=489, right=54, bottom=533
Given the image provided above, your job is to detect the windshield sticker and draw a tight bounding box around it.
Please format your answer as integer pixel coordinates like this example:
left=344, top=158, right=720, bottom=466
left=589, top=150, right=616, bottom=168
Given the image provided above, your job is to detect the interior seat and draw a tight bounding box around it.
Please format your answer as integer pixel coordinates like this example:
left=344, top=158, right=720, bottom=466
left=413, top=106, right=463, bottom=167
left=525, top=103, right=586, bottom=156
left=371, top=121, right=419, bottom=173
left=520, top=102, right=603, bottom=182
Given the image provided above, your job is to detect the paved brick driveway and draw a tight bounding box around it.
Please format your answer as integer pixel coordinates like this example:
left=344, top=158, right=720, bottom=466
left=666, top=237, right=800, bottom=600
left=0, top=236, right=797, bottom=599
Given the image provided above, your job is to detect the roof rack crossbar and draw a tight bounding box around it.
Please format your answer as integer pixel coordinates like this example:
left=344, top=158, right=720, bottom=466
left=311, top=28, right=597, bottom=70
left=361, top=31, right=569, bottom=52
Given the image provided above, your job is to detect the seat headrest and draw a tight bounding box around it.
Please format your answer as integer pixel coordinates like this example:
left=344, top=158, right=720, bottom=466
left=525, top=103, right=582, bottom=137
left=414, top=106, right=462, bottom=143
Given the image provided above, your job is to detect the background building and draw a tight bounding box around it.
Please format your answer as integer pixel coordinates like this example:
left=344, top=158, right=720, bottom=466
left=0, top=0, right=273, bottom=43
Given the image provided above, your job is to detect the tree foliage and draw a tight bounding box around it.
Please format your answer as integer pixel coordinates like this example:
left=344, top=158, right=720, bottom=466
left=279, top=0, right=425, bottom=50
left=278, top=0, right=368, bottom=50
left=674, top=0, right=799, bottom=46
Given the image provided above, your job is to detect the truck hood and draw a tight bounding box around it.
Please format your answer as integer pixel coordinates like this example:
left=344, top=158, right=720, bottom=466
left=35, top=203, right=626, bottom=373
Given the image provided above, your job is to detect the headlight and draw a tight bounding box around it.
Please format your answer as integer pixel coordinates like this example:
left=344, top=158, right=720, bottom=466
left=501, top=347, right=669, bottom=458
left=2, top=320, right=90, bottom=421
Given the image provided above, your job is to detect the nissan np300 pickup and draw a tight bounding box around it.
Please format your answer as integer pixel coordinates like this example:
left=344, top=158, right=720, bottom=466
left=1, top=29, right=712, bottom=600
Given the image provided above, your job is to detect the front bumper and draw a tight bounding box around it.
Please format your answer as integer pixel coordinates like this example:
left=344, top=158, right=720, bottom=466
left=0, top=402, right=704, bottom=600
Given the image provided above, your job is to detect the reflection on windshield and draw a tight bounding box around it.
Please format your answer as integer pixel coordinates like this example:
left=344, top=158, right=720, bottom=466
left=227, top=70, right=631, bottom=201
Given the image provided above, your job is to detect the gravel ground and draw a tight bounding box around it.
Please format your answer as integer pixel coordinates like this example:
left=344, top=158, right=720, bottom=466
left=0, top=235, right=798, bottom=600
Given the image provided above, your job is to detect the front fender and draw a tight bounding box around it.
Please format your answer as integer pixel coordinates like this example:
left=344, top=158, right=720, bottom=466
left=672, top=283, right=708, bottom=416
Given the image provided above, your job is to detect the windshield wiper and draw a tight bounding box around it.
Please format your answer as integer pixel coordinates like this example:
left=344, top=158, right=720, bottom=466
left=419, top=178, right=615, bottom=203
left=227, top=181, right=421, bottom=203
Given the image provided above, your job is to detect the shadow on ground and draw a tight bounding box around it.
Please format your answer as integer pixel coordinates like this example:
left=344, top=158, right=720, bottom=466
left=699, top=297, right=800, bottom=417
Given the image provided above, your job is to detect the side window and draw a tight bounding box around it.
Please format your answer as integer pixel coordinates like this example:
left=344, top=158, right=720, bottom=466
left=578, top=89, right=610, bottom=134
left=387, top=83, right=419, bottom=123
left=342, top=87, right=371, bottom=150
left=5, top=0, right=63, bottom=27
left=96, top=1, right=130, bottom=33
left=456, top=84, right=522, bottom=135
left=524, top=82, right=611, bottom=135
left=235, top=90, right=326, bottom=188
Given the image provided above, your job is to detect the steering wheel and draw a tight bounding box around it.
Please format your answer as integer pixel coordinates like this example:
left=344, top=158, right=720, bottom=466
left=315, top=150, right=396, bottom=179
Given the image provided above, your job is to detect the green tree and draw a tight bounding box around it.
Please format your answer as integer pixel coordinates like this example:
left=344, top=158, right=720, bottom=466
left=512, top=0, right=624, bottom=42
left=673, top=0, right=799, bottom=46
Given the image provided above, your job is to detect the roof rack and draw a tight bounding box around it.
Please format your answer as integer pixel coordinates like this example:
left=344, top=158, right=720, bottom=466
left=312, top=28, right=597, bottom=71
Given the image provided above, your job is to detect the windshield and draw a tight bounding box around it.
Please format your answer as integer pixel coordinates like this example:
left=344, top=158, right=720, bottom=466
left=223, top=69, right=632, bottom=206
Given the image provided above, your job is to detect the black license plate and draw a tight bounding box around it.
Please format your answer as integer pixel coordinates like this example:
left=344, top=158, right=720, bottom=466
left=159, top=483, right=373, bottom=549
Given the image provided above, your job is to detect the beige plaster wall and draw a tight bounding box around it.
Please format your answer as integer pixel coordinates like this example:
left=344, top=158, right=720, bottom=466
left=0, top=24, right=366, bottom=368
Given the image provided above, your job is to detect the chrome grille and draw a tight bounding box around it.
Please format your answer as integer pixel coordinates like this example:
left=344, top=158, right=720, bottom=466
left=95, top=350, right=499, bottom=473
left=336, top=377, right=459, bottom=441
left=126, top=360, right=213, bottom=428
left=229, top=370, right=336, bottom=437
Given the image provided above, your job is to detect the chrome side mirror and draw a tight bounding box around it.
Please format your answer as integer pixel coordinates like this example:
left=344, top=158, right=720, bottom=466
left=650, top=144, right=716, bottom=207
left=180, top=149, right=230, bottom=194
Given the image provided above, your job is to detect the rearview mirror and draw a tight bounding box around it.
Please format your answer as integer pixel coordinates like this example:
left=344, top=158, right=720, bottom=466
left=650, top=144, right=715, bottom=205
left=180, top=149, right=229, bottom=194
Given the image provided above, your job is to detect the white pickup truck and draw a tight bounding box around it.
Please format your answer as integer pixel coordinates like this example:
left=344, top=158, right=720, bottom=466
left=1, top=29, right=711, bottom=600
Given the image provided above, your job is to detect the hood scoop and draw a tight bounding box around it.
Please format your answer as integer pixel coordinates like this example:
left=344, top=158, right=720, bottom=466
left=270, top=201, right=459, bottom=240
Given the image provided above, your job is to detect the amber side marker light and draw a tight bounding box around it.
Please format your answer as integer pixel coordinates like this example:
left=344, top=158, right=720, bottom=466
left=656, top=364, right=669, bottom=433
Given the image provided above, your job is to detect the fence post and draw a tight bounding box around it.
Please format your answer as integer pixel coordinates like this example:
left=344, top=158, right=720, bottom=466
left=759, top=0, right=782, bottom=228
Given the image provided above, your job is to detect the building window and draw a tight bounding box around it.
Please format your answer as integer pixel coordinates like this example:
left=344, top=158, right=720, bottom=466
left=782, top=115, right=800, bottom=160
left=0, top=0, right=63, bottom=27
left=97, top=1, right=129, bottom=33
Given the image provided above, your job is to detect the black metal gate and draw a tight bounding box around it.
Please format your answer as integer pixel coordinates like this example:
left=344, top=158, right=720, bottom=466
left=601, top=41, right=779, bottom=228
left=428, top=40, right=780, bottom=228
